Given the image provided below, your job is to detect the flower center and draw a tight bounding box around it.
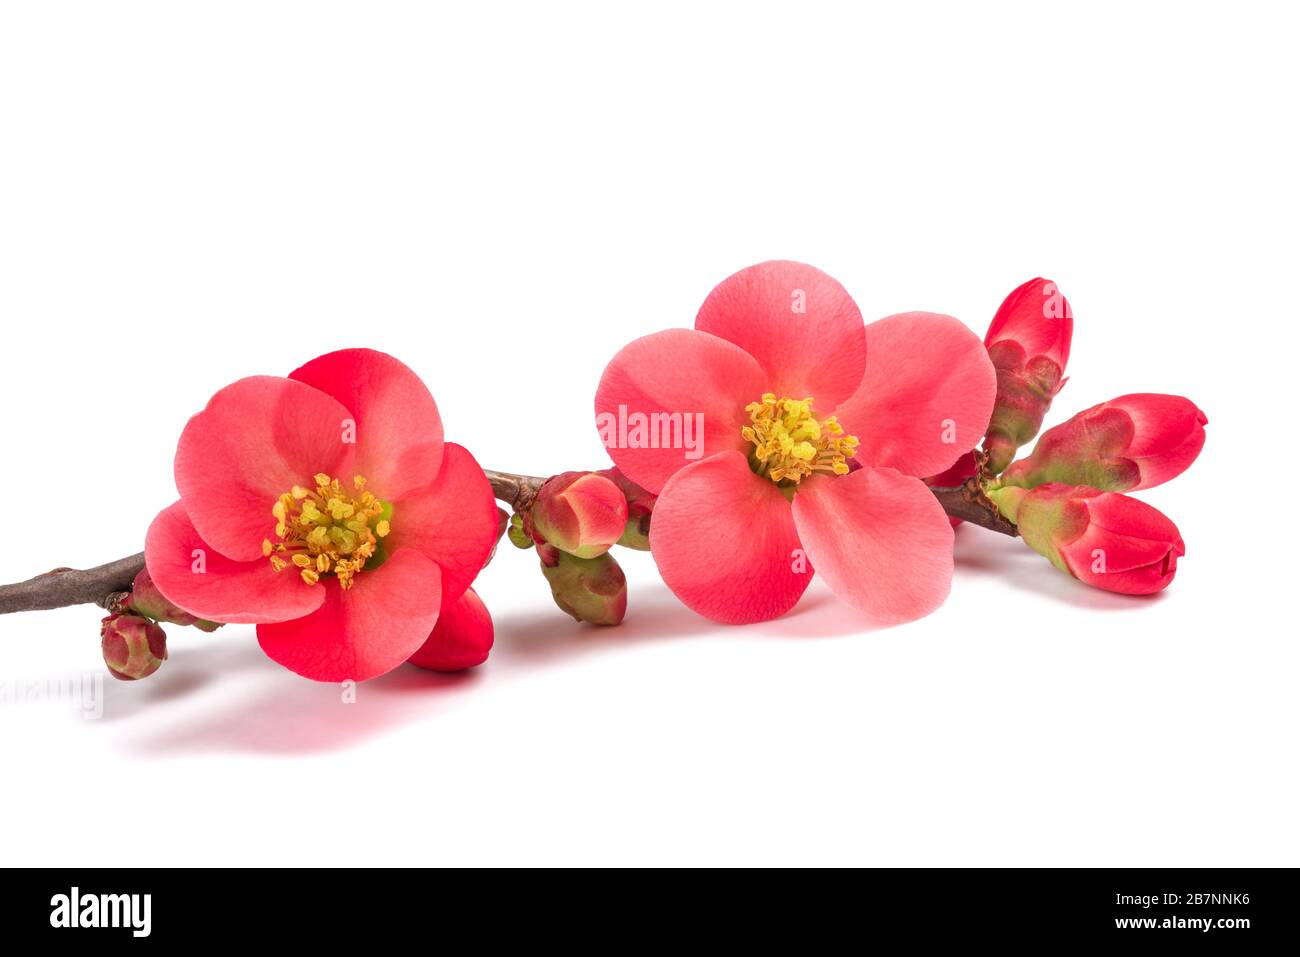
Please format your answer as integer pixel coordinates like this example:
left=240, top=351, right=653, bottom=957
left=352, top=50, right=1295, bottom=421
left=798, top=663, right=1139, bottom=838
left=263, top=473, right=392, bottom=589
left=741, top=393, right=859, bottom=484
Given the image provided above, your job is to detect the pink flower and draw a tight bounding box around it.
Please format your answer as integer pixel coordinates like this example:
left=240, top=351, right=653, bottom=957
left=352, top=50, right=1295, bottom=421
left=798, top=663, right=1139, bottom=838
left=144, top=349, right=499, bottom=681
left=983, top=277, right=1074, bottom=473
left=990, top=484, right=1184, bottom=595
left=1001, top=393, right=1207, bottom=492
left=594, top=261, right=996, bottom=624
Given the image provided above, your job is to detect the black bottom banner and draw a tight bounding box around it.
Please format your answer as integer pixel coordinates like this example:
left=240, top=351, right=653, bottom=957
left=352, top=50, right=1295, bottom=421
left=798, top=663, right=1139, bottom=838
left=3, top=867, right=1294, bottom=946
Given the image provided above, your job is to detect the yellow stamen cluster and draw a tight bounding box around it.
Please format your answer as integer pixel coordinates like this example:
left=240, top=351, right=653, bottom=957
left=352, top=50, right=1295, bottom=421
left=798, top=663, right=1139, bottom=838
left=742, top=393, right=859, bottom=484
left=264, top=473, right=391, bottom=590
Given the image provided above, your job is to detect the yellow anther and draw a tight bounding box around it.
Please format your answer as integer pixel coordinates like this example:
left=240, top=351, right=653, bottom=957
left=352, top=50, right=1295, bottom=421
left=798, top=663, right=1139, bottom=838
left=742, top=394, right=859, bottom=485
left=265, top=472, right=390, bottom=590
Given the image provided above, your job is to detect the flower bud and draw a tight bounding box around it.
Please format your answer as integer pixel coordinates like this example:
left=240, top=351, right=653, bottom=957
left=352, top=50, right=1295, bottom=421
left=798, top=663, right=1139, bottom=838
left=531, top=471, right=628, bottom=559
left=599, top=467, right=656, bottom=551
left=1001, top=393, right=1207, bottom=492
left=408, top=587, right=494, bottom=672
left=982, top=278, right=1074, bottom=474
left=538, top=542, right=627, bottom=625
left=126, top=566, right=221, bottom=632
left=100, top=612, right=168, bottom=680
left=989, top=483, right=1184, bottom=595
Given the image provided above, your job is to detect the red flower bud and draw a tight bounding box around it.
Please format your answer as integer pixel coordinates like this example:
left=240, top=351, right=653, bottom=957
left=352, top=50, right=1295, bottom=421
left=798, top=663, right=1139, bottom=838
left=531, top=471, right=628, bottom=559
left=983, top=278, right=1074, bottom=473
left=407, top=587, right=494, bottom=672
left=598, top=466, right=656, bottom=551
left=100, top=612, right=168, bottom=680
left=538, top=542, right=627, bottom=625
left=990, top=484, right=1184, bottom=595
left=1002, top=393, right=1207, bottom=492
left=126, top=567, right=221, bottom=632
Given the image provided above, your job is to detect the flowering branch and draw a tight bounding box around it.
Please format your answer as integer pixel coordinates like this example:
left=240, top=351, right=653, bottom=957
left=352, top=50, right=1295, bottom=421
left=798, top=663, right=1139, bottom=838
left=0, top=470, right=1016, bottom=618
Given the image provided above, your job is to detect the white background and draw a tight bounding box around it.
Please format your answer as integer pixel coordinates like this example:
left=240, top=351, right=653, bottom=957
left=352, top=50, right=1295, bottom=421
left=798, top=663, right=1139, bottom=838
left=1, top=2, right=1296, bottom=866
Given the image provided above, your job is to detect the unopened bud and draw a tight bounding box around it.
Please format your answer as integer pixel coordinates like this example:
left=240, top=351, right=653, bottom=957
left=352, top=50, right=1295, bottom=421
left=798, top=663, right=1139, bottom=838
left=101, top=612, right=168, bottom=680
left=538, top=542, right=627, bottom=626
left=1001, top=393, right=1207, bottom=492
left=531, top=471, right=628, bottom=559
left=982, top=278, right=1074, bottom=474
left=127, top=566, right=222, bottom=632
left=989, top=483, right=1184, bottom=595
left=408, top=587, right=494, bottom=672
left=599, top=467, right=656, bottom=551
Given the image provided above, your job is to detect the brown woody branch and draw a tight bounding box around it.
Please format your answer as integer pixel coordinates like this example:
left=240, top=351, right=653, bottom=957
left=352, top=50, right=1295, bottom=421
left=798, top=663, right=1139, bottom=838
left=482, top=468, right=546, bottom=513
left=0, top=553, right=145, bottom=616
left=930, top=480, right=1020, bottom=537
left=0, top=470, right=1015, bottom=617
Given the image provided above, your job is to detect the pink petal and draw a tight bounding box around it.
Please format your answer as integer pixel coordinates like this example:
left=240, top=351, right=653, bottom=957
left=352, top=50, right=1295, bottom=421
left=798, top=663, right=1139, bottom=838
left=386, top=443, right=499, bottom=607
left=175, top=376, right=357, bottom=562
left=257, top=547, right=442, bottom=682
left=594, top=328, right=766, bottom=494
left=408, top=587, right=494, bottom=672
left=792, top=467, right=954, bottom=623
left=290, top=349, right=445, bottom=501
left=694, top=260, right=868, bottom=409
left=649, top=450, right=810, bottom=624
left=832, top=312, right=996, bottom=478
left=144, top=501, right=326, bottom=624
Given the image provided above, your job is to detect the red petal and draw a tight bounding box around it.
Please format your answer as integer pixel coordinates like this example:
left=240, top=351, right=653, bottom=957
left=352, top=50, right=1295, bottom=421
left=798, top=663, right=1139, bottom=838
left=792, top=467, right=954, bottom=623
left=290, top=349, right=445, bottom=501
left=832, top=312, right=996, bottom=478
left=648, top=450, right=810, bottom=624
left=387, top=443, right=498, bottom=607
left=408, top=587, right=494, bottom=672
left=594, top=328, right=765, bottom=494
left=257, top=547, right=442, bottom=681
left=695, top=260, right=867, bottom=409
left=144, top=501, right=325, bottom=624
left=175, top=376, right=357, bottom=562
